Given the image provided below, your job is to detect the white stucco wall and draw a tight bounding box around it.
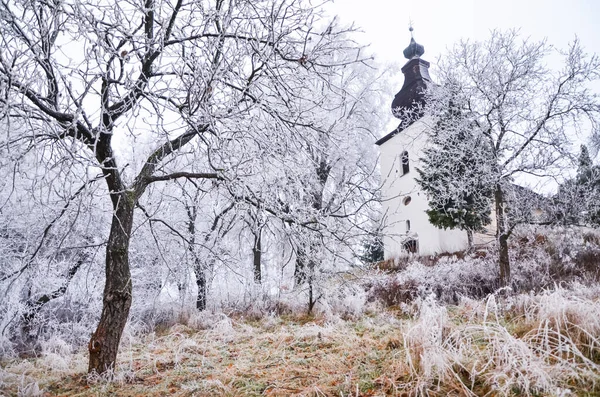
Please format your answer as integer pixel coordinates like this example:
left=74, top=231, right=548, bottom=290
left=379, top=118, right=469, bottom=258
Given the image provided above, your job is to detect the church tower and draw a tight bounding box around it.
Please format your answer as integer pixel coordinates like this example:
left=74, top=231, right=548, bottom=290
left=376, top=29, right=469, bottom=258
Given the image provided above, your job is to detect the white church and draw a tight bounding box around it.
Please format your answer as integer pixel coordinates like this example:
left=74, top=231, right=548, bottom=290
left=377, top=31, right=475, bottom=259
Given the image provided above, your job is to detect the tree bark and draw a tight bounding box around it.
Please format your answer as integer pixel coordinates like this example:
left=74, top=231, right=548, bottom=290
left=307, top=280, right=315, bottom=315
left=494, top=184, right=511, bottom=286
left=186, top=207, right=207, bottom=311
left=294, top=248, right=307, bottom=286
left=195, top=261, right=207, bottom=311
left=252, top=229, right=262, bottom=284
left=498, top=233, right=510, bottom=285
left=466, top=229, right=473, bottom=250
left=88, top=195, right=134, bottom=374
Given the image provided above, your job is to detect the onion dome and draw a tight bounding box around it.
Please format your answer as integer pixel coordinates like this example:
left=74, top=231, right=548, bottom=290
left=403, top=27, right=425, bottom=59
left=390, top=28, right=431, bottom=120
left=376, top=27, right=432, bottom=145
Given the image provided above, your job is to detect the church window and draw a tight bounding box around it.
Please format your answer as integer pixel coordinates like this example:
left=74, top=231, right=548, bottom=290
left=401, top=151, right=410, bottom=175
left=403, top=238, right=418, bottom=254
left=406, top=220, right=411, bottom=232
left=403, top=196, right=412, bottom=206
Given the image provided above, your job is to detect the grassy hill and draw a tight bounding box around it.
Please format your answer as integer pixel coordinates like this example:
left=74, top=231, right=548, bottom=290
left=2, top=226, right=600, bottom=396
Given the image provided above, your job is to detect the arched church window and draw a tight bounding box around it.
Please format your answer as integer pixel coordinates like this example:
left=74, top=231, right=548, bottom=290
left=401, top=151, right=410, bottom=175
left=406, top=220, right=411, bottom=233
left=403, top=238, right=418, bottom=254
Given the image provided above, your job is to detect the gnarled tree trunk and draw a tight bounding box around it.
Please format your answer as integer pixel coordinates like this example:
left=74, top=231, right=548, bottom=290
left=88, top=195, right=134, bottom=374
left=466, top=229, right=474, bottom=251
left=195, top=263, right=207, bottom=311
left=253, top=229, right=262, bottom=284
left=494, top=184, right=511, bottom=286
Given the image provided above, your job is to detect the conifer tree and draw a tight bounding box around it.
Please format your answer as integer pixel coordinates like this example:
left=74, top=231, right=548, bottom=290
left=416, top=92, right=493, bottom=248
left=554, top=145, right=600, bottom=225
left=576, top=145, right=600, bottom=224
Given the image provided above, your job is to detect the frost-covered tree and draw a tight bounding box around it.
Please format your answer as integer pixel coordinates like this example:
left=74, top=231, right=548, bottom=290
left=222, top=58, right=385, bottom=311
left=0, top=0, right=368, bottom=373
left=424, top=30, right=600, bottom=286
left=578, top=145, right=594, bottom=173
left=360, top=221, right=384, bottom=264
left=575, top=147, right=600, bottom=224
left=553, top=145, right=600, bottom=225
left=277, top=63, right=384, bottom=309
left=417, top=87, right=493, bottom=248
left=0, top=119, right=108, bottom=352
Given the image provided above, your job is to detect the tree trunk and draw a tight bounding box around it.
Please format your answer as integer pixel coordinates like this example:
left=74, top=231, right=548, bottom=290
left=252, top=229, right=262, bottom=284
left=186, top=209, right=208, bottom=311
left=294, top=254, right=315, bottom=288
left=295, top=246, right=318, bottom=313
left=88, top=196, right=134, bottom=374
left=307, top=280, right=315, bottom=315
left=498, top=233, right=510, bottom=285
left=466, top=229, right=473, bottom=250
left=294, top=247, right=307, bottom=286
left=494, top=184, right=511, bottom=286
left=195, top=262, right=207, bottom=311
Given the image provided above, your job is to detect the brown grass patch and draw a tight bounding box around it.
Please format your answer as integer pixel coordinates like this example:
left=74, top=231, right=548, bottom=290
left=1, top=315, right=411, bottom=396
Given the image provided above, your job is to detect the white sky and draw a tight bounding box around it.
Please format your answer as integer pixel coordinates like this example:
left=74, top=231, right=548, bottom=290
left=328, top=0, right=600, bottom=65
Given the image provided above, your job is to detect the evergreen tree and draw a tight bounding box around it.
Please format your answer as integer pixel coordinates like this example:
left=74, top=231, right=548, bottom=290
left=576, top=145, right=600, bottom=224
left=578, top=145, right=593, bottom=176
left=416, top=90, right=493, bottom=248
left=361, top=228, right=384, bottom=264
left=552, top=145, right=600, bottom=225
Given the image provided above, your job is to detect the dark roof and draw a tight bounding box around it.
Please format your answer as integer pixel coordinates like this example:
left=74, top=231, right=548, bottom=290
left=375, top=129, right=398, bottom=146
left=375, top=120, right=414, bottom=146
left=403, top=37, right=425, bottom=59
left=377, top=32, right=431, bottom=146
left=390, top=58, right=431, bottom=119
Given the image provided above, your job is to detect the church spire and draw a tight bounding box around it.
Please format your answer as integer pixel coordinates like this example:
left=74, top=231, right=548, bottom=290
left=391, top=27, right=431, bottom=120
left=403, top=27, right=425, bottom=59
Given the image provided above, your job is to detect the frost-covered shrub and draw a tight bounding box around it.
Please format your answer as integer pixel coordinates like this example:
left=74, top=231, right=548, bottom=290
left=185, top=311, right=234, bottom=331
left=315, top=278, right=368, bottom=320
left=402, top=295, right=451, bottom=383
left=572, top=249, right=600, bottom=280
left=512, top=226, right=600, bottom=286
left=367, top=226, right=600, bottom=307
left=366, top=276, right=420, bottom=307
left=366, top=253, right=499, bottom=306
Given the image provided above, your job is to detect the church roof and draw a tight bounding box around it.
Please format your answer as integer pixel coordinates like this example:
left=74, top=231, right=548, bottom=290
left=376, top=29, right=431, bottom=146
left=375, top=123, right=410, bottom=146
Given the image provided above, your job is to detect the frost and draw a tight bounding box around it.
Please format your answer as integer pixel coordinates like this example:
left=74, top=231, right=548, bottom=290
left=403, top=295, right=450, bottom=383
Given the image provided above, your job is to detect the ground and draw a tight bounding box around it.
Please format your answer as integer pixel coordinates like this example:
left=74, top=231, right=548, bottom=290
left=2, top=287, right=600, bottom=396
left=2, top=312, right=408, bottom=396
left=3, top=227, right=600, bottom=396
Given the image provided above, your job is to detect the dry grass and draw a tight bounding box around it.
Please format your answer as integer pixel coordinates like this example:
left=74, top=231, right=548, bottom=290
left=1, top=312, right=410, bottom=397
left=2, top=288, right=600, bottom=396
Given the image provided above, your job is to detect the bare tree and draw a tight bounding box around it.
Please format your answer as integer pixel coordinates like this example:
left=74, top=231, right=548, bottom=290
left=243, top=207, right=266, bottom=284
left=183, top=186, right=235, bottom=310
left=0, top=0, right=364, bottom=373
left=271, top=62, right=385, bottom=310
left=0, top=120, right=108, bottom=350
left=424, top=30, right=600, bottom=286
